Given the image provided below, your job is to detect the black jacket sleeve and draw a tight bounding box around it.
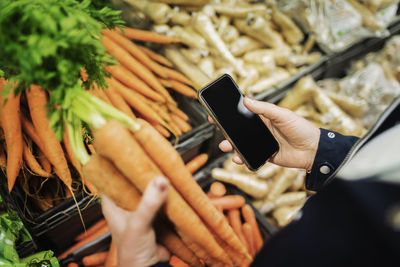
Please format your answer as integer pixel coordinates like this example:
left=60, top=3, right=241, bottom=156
left=306, top=129, right=359, bottom=191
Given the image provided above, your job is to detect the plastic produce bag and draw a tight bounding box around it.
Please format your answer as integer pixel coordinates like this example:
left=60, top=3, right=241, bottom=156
left=276, top=0, right=392, bottom=53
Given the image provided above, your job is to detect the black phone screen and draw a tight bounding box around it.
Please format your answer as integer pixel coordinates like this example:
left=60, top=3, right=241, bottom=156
left=199, top=74, right=279, bottom=170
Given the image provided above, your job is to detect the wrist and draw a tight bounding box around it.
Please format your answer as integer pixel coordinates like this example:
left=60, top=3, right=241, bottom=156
left=305, top=128, right=320, bottom=172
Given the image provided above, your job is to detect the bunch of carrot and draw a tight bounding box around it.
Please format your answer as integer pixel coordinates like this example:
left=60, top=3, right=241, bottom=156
left=97, top=27, right=198, bottom=139
left=0, top=79, right=97, bottom=208
left=79, top=118, right=254, bottom=266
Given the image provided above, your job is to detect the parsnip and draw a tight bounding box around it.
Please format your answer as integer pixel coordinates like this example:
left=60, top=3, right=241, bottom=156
left=229, top=36, right=264, bottom=57
left=238, top=68, right=259, bottom=94
left=294, top=105, right=322, bottom=123
left=234, top=15, right=288, bottom=49
left=220, top=25, right=240, bottom=43
left=243, top=50, right=276, bottom=67
left=171, top=26, right=207, bottom=50
left=211, top=4, right=267, bottom=18
left=347, top=0, right=382, bottom=30
left=180, top=48, right=207, bottom=64
left=198, top=57, right=215, bottom=79
left=217, top=15, right=230, bottom=35
left=271, top=6, right=304, bottom=45
left=256, top=163, right=283, bottom=179
left=260, top=191, right=306, bottom=214
left=267, top=168, right=298, bottom=200
left=153, top=0, right=210, bottom=5
left=288, top=52, right=321, bottom=67
left=326, top=91, right=366, bottom=118
left=125, top=0, right=172, bottom=24
left=278, top=75, right=317, bottom=110
left=170, top=10, right=192, bottom=26
left=194, top=13, right=247, bottom=76
left=303, top=34, right=316, bottom=54
left=289, top=170, right=306, bottom=191
left=247, top=69, right=290, bottom=94
left=212, top=168, right=269, bottom=198
left=164, top=47, right=211, bottom=89
left=273, top=205, right=302, bottom=227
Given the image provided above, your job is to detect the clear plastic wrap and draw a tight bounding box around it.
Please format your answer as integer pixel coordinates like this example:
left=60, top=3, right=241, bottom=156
left=277, top=0, right=395, bottom=53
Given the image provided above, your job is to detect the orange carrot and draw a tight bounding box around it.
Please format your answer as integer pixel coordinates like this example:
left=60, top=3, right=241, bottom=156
left=178, top=231, right=216, bottom=267
left=76, top=219, right=107, bottom=242
left=170, top=255, right=189, bottom=267
left=37, top=149, right=51, bottom=174
left=104, top=240, right=118, bottom=267
left=103, top=29, right=168, bottom=78
left=171, top=114, right=192, bottom=133
left=168, top=80, right=197, bottom=98
left=108, top=78, right=165, bottom=125
left=185, top=153, right=208, bottom=174
left=0, top=79, right=23, bottom=192
left=242, top=223, right=255, bottom=257
left=106, top=65, right=165, bottom=103
left=167, top=120, right=182, bottom=136
left=104, top=86, right=136, bottom=120
left=93, top=121, right=231, bottom=264
left=26, top=86, right=72, bottom=188
left=137, top=45, right=173, bottom=67
left=102, top=36, right=169, bottom=100
left=147, top=102, right=171, bottom=122
left=117, top=27, right=180, bottom=44
left=67, top=263, right=78, bottom=267
left=159, top=78, right=172, bottom=88
left=242, top=204, right=263, bottom=252
left=162, top=67, right=194, bottom=86
left=227, top=209, right=248, bottom=254
left=156, top=221, right=202, bottom=267
left=132, top=119, right=249, bottom=258
left=20, top=114, right=45, bottom=153
left=167, top=104, right=189, bottom=121
left=59, top=224, right=110, bottom=259
left=208, top=182, right=226, bottom=198
left=213, top=231, right=251, bottom=267
left=151, top=123, right=171, bottom=138
left=89, top=85, right=112, bottom=105
left=82, top=251, right=108, bottom=266
left=211, top=195, right=246, bottom=210
left=0, top=145, right=6, bottom=169
left=23, top=138, right=51, bottom=177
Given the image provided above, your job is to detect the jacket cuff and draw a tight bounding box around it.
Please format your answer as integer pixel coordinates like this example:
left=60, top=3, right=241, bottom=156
left=306, top=129, right=359, bottom=191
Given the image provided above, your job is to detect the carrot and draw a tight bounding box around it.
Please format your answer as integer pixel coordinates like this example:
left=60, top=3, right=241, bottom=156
left=211, top=195, right=246, bottom=210
left=108, top=78, right=165, bottom=125
left=103, top=29, right=168, bottom=78
left=242, top=204, right=263, bottom=252
left=178, top=231, right=217, bottom=267
left=0, top=79, right=23, bottom=192
left=0, top=145, right=6, bottom=169
left=20, top=114, right=45, bottom=153
left=116, top=27, right=180, bottom=44
left=147, top=101, right=171, bottom=122
left=185, top=153, right=208, bottom=174
left=59, top=223, right=110, bottom=259
left=168, top=80, right=197, bottom=98
left=167, top=120, right=182, bottom=136
left=37, top=149, right=51, bottom=174
left=227, top=209, right=249, bottom=256
left=102, top=36, right=168, bottom=100
left=167, top=103, right=189, bottom=121
left=106, top=65, right=165, bottom=103
left=67, top=263, right=78, bottom=267
left=156, top=221, right=202, bottom=267
left=93, top=121, right=231, bottom=264
left=87, top=143, right=96, bottom=155
left=208, top=182, right=226, bottom=198
left=82, top=251, right=108, bottom=266
left=171, top=114, right=192, bottom=133
left=104, top=240, right=118, bottom=267
left=104, top=86, right=136, bottom=120
left=162, top=67, right=194, bottom=86
left=132, top=119, right=249, bottom=258
left=76, top=219, right=107, bottom=242
left=89, top=85, right=112, bottom=105
left=242, top=223, right=255, bottom=257
left=22, top=138, right=51, bottom=177
left=159, top=78, right=172, bottom=88
left=151, top=122, right=171, bottom=138
left=170, top=255, right=189, bottom=267
left=137, top=45, right=174, bottom=67
left=212, top=231, right=252, bottom=267
left=26, top=86, right=72, bottom=188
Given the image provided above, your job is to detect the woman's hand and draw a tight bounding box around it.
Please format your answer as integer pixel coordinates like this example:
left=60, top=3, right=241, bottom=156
left=101, top=177, right=170, bottom=267
left=213, top=97, right=320, bottom=171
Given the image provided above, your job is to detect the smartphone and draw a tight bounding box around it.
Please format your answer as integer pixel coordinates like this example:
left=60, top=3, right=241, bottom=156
left=198, top=74, right=279, bottom=171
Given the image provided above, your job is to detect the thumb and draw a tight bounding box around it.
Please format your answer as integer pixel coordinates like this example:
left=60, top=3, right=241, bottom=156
left=135, top=176, right=169, bottom=229
left=244, top=97, right=283, bottom=122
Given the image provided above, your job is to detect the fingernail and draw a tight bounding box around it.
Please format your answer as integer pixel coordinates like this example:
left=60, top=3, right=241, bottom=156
left=154, top=177, right=169, bottom=192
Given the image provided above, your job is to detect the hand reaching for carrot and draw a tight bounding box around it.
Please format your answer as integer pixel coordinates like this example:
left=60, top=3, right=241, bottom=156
left=210, top=97, right=321, bottom=171
left=101, top=177, right=171, bottom=267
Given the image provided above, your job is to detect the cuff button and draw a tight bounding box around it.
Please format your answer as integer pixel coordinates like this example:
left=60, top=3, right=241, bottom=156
left=328, top=132, right=335, bottom=138
left=319, top=165, right=331, bottom=174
